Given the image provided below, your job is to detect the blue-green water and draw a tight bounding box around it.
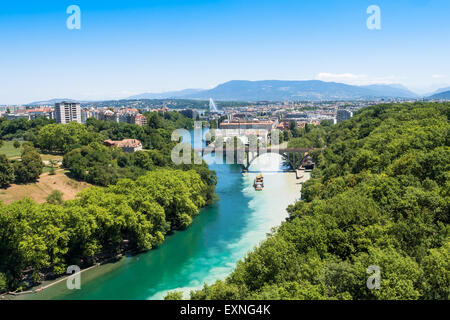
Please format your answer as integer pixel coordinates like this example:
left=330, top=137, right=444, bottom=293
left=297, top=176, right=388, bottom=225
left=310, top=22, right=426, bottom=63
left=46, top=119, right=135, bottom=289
left=23, top=130, right=306, bottom=300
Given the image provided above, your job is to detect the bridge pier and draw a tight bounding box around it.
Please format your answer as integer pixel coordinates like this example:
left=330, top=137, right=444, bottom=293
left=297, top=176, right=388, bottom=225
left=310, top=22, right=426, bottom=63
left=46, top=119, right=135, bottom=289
left=193, top=147, right=318, bottom=173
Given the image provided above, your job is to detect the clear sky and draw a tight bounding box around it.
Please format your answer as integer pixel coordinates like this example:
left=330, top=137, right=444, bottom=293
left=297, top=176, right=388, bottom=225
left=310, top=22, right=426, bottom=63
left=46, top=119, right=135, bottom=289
left=0, top=0, right=449, bottom=104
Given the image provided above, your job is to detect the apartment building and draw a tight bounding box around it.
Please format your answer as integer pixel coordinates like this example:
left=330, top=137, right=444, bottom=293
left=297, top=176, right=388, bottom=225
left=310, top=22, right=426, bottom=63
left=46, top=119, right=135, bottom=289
left=54, top=102, right=82, bottom=124
left=336, top=109, right=353, bottom=123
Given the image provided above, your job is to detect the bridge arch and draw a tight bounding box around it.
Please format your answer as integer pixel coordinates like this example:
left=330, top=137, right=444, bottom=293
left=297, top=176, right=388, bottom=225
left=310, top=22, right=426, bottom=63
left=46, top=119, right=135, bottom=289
left=245, top=152, right=286, bottom=172
left=243, top=149, right=312, bottom=172
left=195, top=147, right=317, bottom=172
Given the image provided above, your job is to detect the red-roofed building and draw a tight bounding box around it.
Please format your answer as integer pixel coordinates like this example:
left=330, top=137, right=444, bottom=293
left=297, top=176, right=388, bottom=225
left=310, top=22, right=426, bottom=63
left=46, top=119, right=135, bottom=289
left=104, top=139, right=143, bottom=153
left=134, top=114, right=147, bottom=127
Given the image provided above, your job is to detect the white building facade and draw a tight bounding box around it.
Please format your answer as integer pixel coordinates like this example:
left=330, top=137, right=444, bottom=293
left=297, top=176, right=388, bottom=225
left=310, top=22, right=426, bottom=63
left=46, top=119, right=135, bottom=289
left=336, top=109, right=353, bottom=123
left=54, top=102, right=82, bottom=124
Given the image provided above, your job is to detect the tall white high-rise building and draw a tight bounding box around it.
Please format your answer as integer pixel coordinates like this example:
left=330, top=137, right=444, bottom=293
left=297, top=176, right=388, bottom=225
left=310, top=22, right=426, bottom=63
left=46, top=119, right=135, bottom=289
left=54, top=102, right=81, bottom=124
left=336, top=109, right=353, bottom=123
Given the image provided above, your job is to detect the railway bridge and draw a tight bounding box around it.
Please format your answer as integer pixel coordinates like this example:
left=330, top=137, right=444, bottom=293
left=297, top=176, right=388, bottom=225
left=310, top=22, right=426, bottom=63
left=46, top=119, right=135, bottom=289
left=193, top=146, right=318, bottom=172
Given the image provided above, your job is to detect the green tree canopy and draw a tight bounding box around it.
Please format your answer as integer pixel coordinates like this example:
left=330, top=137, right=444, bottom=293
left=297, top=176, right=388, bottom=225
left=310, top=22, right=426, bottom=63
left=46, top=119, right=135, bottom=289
left=190, top=102, right=450, bottom=300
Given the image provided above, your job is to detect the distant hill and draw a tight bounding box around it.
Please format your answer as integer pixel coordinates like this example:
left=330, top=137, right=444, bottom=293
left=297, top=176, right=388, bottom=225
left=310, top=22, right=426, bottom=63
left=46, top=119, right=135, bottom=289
left=360, top=84, right=417, bottom=98
left=183, top=80, right=418, bottom=101
left=428, top=90, right=450, bottom=100
left=129, top=80, right=419, bottom=102
left=27, top=98, right=83, bottom=106
left=128, top=89, right=204, bottom=100
left=26, top=81, right=420, bottom=106
left=429, top=86, right=450, bottom=96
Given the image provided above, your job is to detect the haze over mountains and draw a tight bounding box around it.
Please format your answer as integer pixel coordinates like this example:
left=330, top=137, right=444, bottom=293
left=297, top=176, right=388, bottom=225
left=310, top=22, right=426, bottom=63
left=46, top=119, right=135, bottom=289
left=128, top=80, right=420, bottom=102
left=430, top=86, right=450, bottom=95
left=27, top=98, right=87, bottom=106
left=26, top=80, right=450, bottom=105
left=128, top=89, right=204, bottom=100
left=429, top=90, right=450, bottom=100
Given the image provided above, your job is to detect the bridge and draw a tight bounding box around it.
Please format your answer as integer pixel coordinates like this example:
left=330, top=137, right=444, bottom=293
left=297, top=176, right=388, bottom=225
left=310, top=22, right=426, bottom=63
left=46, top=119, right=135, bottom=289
left=193, top=146, right=318, bottom=172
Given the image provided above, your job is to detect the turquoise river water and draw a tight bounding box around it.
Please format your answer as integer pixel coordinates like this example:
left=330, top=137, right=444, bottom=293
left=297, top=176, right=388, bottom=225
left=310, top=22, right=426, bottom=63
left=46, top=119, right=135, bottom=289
left=20, top=129, right=308, bottom=300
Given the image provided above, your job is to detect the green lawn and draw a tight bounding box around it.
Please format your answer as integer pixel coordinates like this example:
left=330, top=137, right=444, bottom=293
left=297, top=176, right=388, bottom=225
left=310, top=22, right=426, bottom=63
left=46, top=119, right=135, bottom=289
left=0, top=140, right=23, bottom=159
left=0, top=139, right=59, bottom=173
left=42, top=166, right=54, bottom=173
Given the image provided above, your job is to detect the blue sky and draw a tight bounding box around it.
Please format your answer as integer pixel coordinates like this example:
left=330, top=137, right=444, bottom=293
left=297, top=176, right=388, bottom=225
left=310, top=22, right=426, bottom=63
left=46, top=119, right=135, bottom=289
left=0, top=0, right=449, bottom=104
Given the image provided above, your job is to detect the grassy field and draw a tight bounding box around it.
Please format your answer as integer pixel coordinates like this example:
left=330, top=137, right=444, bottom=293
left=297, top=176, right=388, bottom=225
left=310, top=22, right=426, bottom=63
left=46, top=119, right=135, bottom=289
left=0, top=141, right=78, bottom=203
left=0, top=140, right=23, bottom=159
left=0, top=140, right=63, bottom=165
left=0, top=169, right=92, bottom=205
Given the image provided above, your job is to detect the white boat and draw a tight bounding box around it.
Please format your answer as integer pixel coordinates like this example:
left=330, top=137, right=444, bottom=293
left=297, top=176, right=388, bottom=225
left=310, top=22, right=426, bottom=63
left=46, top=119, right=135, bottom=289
left=253, top=174, right=264, bottom=191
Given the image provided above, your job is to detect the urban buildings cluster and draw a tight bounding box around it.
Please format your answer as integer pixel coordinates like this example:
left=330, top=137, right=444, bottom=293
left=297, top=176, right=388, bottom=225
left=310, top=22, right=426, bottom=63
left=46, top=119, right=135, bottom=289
left=0, top=101, right=150, bottom=127
left=0, top=99, right=376, bottom=132
left=211, top=100, right=366, bottom=131
left=199, top=100, right=377, bottom=145
left=0, top=105, right=54, bottom=121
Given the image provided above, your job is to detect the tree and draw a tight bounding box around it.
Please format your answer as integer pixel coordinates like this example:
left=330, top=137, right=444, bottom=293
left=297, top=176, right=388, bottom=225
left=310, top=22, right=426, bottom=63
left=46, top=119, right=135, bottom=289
left=36, top=122, right=103, bottom=153
left=0, top=154, right=14, bottom=188
left=164, top=291, right=184, bottom=300
left=146, top=112, right=164, bottom=129
left=13, top=141, right=21, bottom=149
left=46, top=190, right=64, bottom=205
left=48, top=159, right=59, bottom=175
left=0, top=112, right=217, bottom=291
left=0, top=168, right=210, bottom=289
left=421, top=241, right=450, bottom=300
left=21, top=141, right=34, bottom=149
left=284, top=130, right=292, bottom=141
left=190, top=102, right=450, bottom=301
left=13, top=146, right=43, bottom=183
left=0, top=272, right=7, bottom=293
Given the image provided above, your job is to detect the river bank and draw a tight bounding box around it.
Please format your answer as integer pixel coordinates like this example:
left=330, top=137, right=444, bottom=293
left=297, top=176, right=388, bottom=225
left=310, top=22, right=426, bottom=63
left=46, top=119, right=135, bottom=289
left=12, top=151, right=310, bottom=300
left=10, top=127, right=311, bottom=300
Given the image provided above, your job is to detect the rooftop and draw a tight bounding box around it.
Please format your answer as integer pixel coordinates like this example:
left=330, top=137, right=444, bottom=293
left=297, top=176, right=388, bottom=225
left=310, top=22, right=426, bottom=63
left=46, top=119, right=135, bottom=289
left=104, top=139, right=142, bottom=148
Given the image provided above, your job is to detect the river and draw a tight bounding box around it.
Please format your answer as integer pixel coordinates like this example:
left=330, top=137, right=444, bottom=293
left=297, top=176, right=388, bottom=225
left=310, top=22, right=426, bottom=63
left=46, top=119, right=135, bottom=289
left=20, top=129, right=309, bottom=300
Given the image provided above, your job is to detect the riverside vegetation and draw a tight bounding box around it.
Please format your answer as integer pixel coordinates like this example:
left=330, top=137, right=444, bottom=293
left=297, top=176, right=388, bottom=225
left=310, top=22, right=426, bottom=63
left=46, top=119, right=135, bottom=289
left=187, top=102, right=449, bottom=300
left=0, top=111, right=216, bottom=293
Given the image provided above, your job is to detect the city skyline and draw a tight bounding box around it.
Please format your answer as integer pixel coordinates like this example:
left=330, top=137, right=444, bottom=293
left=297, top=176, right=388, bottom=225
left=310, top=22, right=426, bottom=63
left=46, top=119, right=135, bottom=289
left=1, top=0, right=449, bottom=104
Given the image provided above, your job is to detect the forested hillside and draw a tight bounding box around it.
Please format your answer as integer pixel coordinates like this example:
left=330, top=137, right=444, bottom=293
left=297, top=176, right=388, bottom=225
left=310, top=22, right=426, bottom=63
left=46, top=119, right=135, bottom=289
left=0, top=169, right=209, bottom=291
left=0, top=111, right=217, bottom=293
left=0, top=111, right=216, bottom=204
left=190, top=102, right=449, bottom=300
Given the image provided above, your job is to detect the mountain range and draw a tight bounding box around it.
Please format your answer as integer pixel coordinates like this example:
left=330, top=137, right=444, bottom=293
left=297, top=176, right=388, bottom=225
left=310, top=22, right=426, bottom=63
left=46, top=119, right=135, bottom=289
left=428, top=90, right=450, bottom=100
left=429, top=86, right=450, bottom=95
left=127, top=80, right=419, bottom=102
left=128, top=89, right=204, bottom=100
left=27, top=98, right=88, bottom=106
left=26, top=80, right=450, bottom=105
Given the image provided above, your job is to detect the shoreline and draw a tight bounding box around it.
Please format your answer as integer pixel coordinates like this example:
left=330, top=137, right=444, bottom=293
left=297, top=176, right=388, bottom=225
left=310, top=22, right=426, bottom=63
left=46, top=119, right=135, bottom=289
left=2, top=219, right=209, bottom=300
left=1, top=258, right=120, bottom=300
left=2, top=226, right=201, bottom=300
left=3, top=263, right=101, bottom=298
left=5, top=168, right=310, bottom=300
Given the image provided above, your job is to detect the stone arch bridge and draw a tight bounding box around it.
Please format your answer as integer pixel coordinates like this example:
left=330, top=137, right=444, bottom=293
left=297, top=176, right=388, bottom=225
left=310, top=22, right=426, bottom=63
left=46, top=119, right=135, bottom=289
left=193, top=147, right=318, bottom=172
